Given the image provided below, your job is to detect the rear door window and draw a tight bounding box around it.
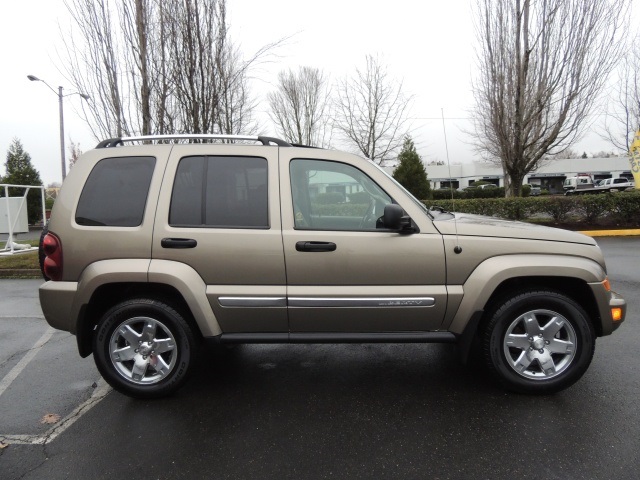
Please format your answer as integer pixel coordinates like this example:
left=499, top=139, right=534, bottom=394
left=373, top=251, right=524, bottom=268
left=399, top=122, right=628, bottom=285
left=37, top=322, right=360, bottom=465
left=169, top=156, right=268, bottom=228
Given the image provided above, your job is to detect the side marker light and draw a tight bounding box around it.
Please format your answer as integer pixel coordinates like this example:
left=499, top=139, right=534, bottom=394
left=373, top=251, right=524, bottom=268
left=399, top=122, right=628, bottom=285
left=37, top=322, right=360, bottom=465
left=611, top=308, right=622, bottom=322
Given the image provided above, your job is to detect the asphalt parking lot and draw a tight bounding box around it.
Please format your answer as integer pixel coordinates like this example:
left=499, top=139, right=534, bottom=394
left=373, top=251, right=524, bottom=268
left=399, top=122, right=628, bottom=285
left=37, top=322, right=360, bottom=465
left=0, top=237, right=639, bottom=479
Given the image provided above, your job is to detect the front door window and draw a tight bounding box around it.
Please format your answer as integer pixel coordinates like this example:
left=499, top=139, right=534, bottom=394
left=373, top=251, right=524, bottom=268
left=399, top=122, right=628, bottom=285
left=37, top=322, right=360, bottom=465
left=290, top=159, right=392, bottom=231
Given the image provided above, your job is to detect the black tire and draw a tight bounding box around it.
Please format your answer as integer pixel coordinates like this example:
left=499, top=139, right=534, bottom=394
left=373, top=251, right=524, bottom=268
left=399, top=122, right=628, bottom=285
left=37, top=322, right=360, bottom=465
left=38, top=224, right=49, bottom=281
left=93, top=298, right=198, bottom=399
left=482, top=290, right=595, bottom=394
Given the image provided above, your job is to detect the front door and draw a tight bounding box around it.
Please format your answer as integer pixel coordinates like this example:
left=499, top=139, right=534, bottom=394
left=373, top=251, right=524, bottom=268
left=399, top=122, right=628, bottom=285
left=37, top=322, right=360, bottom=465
left=280, top=151, right=447, bottom=333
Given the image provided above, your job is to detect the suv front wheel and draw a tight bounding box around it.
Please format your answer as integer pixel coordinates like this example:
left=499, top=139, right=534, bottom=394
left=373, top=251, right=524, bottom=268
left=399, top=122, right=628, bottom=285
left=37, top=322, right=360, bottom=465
left=93, top=298, right=197, bottom=399
left=483, top=290, right=595, bottom=394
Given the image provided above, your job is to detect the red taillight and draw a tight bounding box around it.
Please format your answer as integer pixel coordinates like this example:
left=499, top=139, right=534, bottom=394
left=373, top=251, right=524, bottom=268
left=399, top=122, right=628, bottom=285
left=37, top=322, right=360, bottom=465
left=43, top=233, right=63, bottom=281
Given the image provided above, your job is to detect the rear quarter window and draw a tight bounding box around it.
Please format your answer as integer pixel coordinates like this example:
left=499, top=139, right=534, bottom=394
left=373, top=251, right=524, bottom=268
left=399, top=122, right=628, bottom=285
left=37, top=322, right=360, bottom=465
left=75, top=156, right=156, bottom=227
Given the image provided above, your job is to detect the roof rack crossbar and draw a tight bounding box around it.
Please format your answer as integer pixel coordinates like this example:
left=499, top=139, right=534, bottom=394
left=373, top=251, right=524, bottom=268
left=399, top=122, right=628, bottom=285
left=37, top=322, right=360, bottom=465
left=95, top=134, right=291, bottom=148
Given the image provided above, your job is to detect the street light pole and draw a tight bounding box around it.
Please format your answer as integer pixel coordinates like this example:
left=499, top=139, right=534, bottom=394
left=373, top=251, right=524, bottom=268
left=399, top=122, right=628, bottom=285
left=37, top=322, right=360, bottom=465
left=58, top=86, right=66, bottom=180
left=27, top=75, right=90, bottom=182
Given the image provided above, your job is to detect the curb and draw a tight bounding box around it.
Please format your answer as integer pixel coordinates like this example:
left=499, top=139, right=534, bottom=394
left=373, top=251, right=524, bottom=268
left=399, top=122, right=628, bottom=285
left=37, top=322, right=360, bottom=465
left=578, top=229, right=640, bottom=237
left=0, top=269, right=41, bottom=279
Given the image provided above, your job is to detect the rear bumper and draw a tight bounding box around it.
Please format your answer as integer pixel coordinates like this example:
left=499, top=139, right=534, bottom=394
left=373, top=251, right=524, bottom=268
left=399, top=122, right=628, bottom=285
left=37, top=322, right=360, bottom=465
left=39, top=281, right=78, bottom=333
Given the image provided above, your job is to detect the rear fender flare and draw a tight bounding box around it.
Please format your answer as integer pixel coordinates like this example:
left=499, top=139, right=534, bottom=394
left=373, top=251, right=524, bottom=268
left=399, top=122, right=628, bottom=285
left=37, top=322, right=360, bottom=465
left=73, top=258, right=220, bottom=337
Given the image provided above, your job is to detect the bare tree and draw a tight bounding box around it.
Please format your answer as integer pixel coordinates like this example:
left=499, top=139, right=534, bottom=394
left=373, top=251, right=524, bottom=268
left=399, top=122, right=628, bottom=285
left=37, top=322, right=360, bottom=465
left=216, top=42, right=259, bottom=135
left=120, top=0, right=155, bottom=135
left=267, top=66, right=332, bottom=147
left=601, top=34, right=640, bottom=152
left=334, top=55, right=412, bottom=164
left=163, top=0, right=226, bottom=134
left=62, top=0, right=267, bottom=140
left=471, top=0, right=629, bottom=196
left=68, top=140, right=83, bottom=169
left=545, top=148, right=581, bottom=159
left=63, top=0, right=130, bottom=138
left=591, top=150, right=618, bottom=158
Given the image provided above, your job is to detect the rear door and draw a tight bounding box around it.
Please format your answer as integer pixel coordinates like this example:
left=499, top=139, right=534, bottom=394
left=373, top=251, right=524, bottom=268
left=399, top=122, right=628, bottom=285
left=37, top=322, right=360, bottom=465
left=280, top=149, right=448, bottom=333
left=152, top=144, right=287, bottom=333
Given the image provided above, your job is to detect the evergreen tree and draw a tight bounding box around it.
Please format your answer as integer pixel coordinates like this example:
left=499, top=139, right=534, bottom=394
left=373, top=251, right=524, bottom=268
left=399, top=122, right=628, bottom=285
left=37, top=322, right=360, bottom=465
left=2, top=138, right=44, bottom=224
left=393, top=136, right=431, bottom=200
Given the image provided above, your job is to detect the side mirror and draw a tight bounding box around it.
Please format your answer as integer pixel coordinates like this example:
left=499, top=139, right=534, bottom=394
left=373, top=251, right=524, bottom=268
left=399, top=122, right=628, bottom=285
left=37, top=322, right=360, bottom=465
left=383, top=204, right=414, bottom=232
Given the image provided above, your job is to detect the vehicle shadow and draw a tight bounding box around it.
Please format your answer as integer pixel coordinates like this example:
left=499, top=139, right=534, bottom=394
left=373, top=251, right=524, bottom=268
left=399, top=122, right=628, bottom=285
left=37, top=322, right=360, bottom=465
left=176, top=342, right=499, bottom=408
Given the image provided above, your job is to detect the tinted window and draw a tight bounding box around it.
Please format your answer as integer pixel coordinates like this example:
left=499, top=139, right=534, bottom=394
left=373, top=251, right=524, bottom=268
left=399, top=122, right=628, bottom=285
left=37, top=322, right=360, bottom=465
left=76, top=156, right=155, bottom=227
left=170, top=156, right=268, bottom=228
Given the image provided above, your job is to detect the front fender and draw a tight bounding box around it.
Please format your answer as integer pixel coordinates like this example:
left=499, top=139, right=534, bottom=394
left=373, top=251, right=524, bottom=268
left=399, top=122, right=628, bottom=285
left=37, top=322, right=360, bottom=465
left=446, top=254, right=606, bottom=335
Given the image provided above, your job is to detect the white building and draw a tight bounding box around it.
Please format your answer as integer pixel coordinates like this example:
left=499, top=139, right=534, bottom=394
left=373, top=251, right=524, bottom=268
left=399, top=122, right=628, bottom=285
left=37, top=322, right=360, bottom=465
left=383, top=157, right=634, bottom=194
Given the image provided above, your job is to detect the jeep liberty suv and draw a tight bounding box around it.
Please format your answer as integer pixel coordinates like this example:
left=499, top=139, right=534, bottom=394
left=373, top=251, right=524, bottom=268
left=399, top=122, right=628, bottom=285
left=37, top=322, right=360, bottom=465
left=39, top=134, right=627, bottom=398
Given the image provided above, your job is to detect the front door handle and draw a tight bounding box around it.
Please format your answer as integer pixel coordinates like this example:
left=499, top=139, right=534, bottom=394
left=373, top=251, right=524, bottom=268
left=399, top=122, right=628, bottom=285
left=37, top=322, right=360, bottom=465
left=161, top=238, right=197, bottom=249
left=295, top=241, right=337, bottom=252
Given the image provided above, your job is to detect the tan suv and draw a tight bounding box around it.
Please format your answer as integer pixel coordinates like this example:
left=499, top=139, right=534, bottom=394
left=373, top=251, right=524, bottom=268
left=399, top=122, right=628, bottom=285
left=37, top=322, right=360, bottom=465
left=39, top=134, right=626, bottom=398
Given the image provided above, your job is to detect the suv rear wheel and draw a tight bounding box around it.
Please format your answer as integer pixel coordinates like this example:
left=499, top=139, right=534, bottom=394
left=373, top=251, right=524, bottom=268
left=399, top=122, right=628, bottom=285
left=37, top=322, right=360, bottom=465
left=483, top=290, right=595, bottom=394
left=93, top=299, right=197, bottom=399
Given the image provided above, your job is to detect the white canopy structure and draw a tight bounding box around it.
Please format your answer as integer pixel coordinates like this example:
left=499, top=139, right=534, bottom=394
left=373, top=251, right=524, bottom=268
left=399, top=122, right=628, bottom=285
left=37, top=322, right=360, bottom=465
left=0, top=184, right=46, bottom=255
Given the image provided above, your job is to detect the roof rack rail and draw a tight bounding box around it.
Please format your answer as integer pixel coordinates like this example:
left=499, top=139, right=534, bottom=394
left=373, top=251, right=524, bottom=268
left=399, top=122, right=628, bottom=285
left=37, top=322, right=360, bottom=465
left=95, top=134, right=291, bottom=148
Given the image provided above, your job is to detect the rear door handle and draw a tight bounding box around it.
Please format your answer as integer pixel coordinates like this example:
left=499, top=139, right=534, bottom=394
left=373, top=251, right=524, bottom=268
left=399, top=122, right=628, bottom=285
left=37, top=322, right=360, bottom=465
left=161, top=238, right=197, bottom=249
left=295, top=241, right=337, bottom=252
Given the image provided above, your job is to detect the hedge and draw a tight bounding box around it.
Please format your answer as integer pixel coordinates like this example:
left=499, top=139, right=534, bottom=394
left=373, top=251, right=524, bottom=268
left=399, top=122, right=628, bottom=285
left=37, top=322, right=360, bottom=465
left=307, top=191, right=640, bottom=226
left=431, top=185, right=538, bottom=201
left=424, top=191, right=640, bottom=225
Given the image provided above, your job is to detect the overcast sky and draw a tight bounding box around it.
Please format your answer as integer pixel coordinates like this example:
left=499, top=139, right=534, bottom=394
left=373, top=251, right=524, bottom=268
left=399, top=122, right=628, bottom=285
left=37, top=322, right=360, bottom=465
left=0, top=0, right=636, bottom=186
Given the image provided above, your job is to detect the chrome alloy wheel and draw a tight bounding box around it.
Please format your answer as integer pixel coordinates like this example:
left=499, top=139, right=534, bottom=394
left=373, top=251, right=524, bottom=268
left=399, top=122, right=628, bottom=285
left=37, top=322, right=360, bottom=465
left=503, top=309, right=577, bottom=380
left=109, top=317, right=178, bottom=385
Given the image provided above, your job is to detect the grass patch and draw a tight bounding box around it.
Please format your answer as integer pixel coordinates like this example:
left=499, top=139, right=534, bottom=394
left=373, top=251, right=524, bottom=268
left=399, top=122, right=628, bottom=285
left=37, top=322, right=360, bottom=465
left=0, top=240, right=41, bottom=278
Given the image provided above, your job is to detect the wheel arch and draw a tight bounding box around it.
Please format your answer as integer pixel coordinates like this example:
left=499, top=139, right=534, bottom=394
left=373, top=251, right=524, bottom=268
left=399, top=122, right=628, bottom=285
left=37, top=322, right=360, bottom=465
left=449, top=254, right=606, bottom=344
left=456, top=275, right=601, bottom=365
left=479, top=276, right=602, bottom=336
left=76, top=282, right=204, bottom=358
left=72, top=259, right=221, bottom=357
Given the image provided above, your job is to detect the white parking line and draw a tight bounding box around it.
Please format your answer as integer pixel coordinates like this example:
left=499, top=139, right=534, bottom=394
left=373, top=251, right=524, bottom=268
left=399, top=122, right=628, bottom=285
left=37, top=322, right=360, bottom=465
left=0, top=378, right=112, bottom=445
left=0, top=327, right=55, bottom=398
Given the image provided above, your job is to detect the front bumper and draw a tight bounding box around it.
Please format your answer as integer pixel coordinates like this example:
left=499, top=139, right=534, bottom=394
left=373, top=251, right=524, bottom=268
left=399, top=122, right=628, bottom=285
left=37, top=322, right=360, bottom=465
left=589, top=281, right=626, bottom=335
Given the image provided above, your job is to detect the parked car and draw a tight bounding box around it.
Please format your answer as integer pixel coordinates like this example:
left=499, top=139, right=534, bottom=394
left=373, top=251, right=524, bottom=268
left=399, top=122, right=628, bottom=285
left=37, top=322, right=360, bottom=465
left=39, top=134, right=626, bottom=398
left=598, top=177, right=635, bottom=191
left=565, top=176, right=636, bottom=195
